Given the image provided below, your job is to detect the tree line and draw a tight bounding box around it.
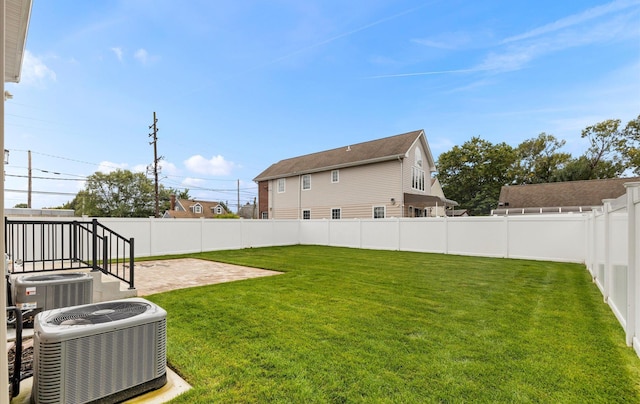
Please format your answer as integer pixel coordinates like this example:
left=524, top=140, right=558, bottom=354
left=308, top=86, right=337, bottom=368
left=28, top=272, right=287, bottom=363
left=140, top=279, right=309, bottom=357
left=60, top=170, right=191, bottom=217
left=437, top=115, right=639, bottom=216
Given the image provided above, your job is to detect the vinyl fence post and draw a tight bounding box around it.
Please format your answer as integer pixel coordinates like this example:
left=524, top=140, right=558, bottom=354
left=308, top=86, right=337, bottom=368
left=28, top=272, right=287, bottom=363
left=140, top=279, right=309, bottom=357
left=603, top=200, right=612, bottom=302
left=625, top=182, right=639, bottom=348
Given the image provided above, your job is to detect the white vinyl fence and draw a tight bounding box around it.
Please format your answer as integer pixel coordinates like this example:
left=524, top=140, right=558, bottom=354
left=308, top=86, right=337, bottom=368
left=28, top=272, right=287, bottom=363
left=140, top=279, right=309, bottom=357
left=586, top=182, right=640, bottom=357
left=84, top=214, right=587, bottom=263
left=6, top=181, right=640, bottom=356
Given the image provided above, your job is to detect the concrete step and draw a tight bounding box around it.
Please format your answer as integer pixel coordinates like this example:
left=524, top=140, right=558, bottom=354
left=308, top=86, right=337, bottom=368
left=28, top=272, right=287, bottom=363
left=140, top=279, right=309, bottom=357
left=89, top=271, right=137, bottom=302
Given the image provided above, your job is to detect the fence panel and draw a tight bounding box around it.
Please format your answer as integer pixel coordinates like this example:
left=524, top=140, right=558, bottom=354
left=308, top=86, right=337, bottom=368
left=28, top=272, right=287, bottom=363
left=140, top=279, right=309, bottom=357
left=508, top=215, right=586, bottom=262
left=447, top=217, right=507, bottom=258
left=360, top=220, right=399, bottom=251
left=398, top=218, right=447, bottom=254
left=299, top=220, right=329, bottom=245
left=327, top=220, right=361, bottom=248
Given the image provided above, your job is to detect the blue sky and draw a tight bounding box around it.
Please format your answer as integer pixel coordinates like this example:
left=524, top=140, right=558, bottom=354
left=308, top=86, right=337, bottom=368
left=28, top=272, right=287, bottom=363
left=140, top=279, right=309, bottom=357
left=5, top=0, right=640, bottom=210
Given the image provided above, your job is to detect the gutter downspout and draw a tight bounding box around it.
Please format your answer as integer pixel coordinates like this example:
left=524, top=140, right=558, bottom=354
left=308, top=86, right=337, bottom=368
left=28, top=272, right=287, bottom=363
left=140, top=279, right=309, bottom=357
left=399, top=156, right=403, bottom=217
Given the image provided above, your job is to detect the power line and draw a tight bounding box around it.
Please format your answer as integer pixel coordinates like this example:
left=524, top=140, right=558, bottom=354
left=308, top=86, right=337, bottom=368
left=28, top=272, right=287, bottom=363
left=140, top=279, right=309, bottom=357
left=5, top=174, right=85, bottom=181
left=5, top=189, right=77, bottom=196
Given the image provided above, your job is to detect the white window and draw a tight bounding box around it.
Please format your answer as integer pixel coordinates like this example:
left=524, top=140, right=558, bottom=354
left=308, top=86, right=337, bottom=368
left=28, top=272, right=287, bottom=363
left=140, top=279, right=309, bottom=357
left=412, top=147, right=425, bottom=191
left=277, top=178, right=285, bottom=193
left=193, top=204, right=202, bottom=214
left=415, top=147, right=423, bottom=168
left=373, top=206, right=385, bottom=219
left=302, top=210, right=310, bottom=220
left=331, top=170, right=339, bottom=183
left=216, top=206, right=223, bottom=214
left=331, top=208, right=341, bottom=219
left=261, top=212, right=268, bottom=219
left=302, top=174, right=311, bottom=190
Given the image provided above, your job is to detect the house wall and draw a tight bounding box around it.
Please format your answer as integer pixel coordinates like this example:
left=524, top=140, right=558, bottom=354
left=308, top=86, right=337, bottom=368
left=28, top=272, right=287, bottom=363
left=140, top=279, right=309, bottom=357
left=268, top=160, right=405, bottom=219
left=258, top=181, right=269, bottom=218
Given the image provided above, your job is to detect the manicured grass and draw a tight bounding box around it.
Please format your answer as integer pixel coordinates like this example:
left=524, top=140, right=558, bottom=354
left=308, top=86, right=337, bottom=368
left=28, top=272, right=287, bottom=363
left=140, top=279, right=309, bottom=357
left=146, top=245, right=640, bottom=403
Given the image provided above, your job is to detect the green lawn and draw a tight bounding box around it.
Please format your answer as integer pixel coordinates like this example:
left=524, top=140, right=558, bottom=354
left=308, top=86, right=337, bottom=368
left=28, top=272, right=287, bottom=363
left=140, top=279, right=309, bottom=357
left=146, top=245, right=640, bottom=403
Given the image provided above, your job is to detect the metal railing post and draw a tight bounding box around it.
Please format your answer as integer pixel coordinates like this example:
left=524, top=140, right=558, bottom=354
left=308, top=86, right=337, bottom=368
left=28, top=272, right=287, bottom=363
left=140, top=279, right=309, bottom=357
left=72, top=220, right=77, bottom=262
left=92, top=219, right=98, bottom=271
left=102, top=236, right=108, bottom=275
left=129, top=238, right=135, bottom=289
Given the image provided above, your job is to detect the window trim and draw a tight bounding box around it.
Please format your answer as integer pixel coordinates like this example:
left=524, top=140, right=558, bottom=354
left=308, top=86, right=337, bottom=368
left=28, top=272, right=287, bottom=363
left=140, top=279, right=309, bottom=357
left=302, top=209, right=311, bottom=220
left=331, top=169, right=339, bottom=183
left=412, top=166, right=425, bottom=192
left=302, top=174, right=311, bottom=190
left=193, top=204, right=203, bottom=214
left=277, top=178, right=285, bottom=193
left=373, top=206, right=385, bottom=219
left=331, top=208, right=341, bottom=220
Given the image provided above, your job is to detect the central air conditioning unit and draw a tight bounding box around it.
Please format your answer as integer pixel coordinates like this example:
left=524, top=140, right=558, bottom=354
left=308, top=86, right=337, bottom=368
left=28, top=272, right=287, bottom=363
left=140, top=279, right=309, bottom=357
left=14, top=272, right=93, bottom=317
left=32, top=298, right=167, bottom=404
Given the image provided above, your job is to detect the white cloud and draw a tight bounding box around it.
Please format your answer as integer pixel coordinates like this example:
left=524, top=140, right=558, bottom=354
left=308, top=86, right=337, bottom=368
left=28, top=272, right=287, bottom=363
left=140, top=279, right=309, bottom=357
left=477, top=6, right=640, bottom=73
left=97, top=161, right=128, bottom=174
left=159, top=161, right=179, bottom=176
left=134, top=48, right=149, bottom=64
left=111, top=47, right=123, bottom=62
left=502, top=0, right=639, bottom=44
left=182, top=177, right=206, bottom=187
left=131, top=164, right=148, bottom=174
left=20, top=51, right=56, bottom=85
left=184, top=154, right=234, bottom=176
left=412, top=31, right=475, bottom=50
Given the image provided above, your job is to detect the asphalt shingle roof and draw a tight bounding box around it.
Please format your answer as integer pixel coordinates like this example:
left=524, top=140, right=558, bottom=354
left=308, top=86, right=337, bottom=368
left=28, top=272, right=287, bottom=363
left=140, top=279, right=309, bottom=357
left=253, top=130, right=424, bottom=181
left=498, top=177, right=640, bottom=209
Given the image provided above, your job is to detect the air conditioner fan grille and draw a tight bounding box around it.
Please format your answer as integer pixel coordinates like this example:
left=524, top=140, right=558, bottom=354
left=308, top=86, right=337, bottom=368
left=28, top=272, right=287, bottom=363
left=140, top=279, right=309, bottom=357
left=47, top=301, right=150, bottom=325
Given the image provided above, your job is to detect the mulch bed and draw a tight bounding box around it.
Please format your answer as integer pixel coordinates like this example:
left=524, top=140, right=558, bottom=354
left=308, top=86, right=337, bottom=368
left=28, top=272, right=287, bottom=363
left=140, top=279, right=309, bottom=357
left=7, top=338, right=34, bottom=398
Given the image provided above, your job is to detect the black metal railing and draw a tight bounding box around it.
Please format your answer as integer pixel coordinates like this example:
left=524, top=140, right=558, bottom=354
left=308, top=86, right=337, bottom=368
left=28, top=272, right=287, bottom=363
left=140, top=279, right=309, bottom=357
left=5, top=218, right=135, bottom=289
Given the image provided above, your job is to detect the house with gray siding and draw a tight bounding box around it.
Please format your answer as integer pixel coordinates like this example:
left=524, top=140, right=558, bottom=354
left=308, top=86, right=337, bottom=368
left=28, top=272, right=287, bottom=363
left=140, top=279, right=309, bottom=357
left=253, top=130, right=457, bottom=219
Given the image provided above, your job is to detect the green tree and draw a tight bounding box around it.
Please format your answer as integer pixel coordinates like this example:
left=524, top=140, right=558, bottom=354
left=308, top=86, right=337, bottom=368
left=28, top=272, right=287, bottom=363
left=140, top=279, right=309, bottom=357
left=437, top=137, right=518, bottom=215
left=577, top=119, right=627, bottom=179
left=13, top=203, right=28, bottom=208
left=515, top=133, right=572, bottom=184
left=61, top=190, right=100, bottom=216
left=622, top=114, right=639, bottom=175
left=82, top=170, right=155, bottom=217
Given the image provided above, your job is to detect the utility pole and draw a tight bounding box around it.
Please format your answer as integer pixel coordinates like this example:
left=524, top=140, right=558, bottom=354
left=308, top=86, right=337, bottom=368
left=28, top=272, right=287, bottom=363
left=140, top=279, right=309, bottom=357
left=148, top=112, right=163, bottom=218
left=27, top=150, right=32, bottom=208
left=237, top=179, right=240, bottom=214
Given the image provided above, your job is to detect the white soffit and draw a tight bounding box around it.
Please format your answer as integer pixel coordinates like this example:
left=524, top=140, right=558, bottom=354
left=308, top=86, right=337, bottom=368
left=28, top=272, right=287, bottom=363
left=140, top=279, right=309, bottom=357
left=4, top=0, right=33, bottom=83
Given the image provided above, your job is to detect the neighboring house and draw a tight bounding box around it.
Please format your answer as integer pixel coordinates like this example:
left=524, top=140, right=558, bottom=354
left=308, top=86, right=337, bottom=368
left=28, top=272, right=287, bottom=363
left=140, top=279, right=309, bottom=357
left=493, top=176, right=640, bottom=215
left=238, top=201, right=258, bottom=219
left=253, top=130, right=457, bottom=219
left=163, top=195, right=229, bottom=218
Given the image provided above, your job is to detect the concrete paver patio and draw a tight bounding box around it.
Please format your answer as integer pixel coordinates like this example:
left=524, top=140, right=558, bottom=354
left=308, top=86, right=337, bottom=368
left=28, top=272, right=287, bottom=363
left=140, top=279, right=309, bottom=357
left=133, top=258, right=282, bottom=295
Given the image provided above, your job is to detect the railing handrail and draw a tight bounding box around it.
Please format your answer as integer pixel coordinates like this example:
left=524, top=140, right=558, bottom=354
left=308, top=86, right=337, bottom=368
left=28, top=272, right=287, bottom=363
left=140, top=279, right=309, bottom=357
left=4, top=218, right=135, bottom=289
